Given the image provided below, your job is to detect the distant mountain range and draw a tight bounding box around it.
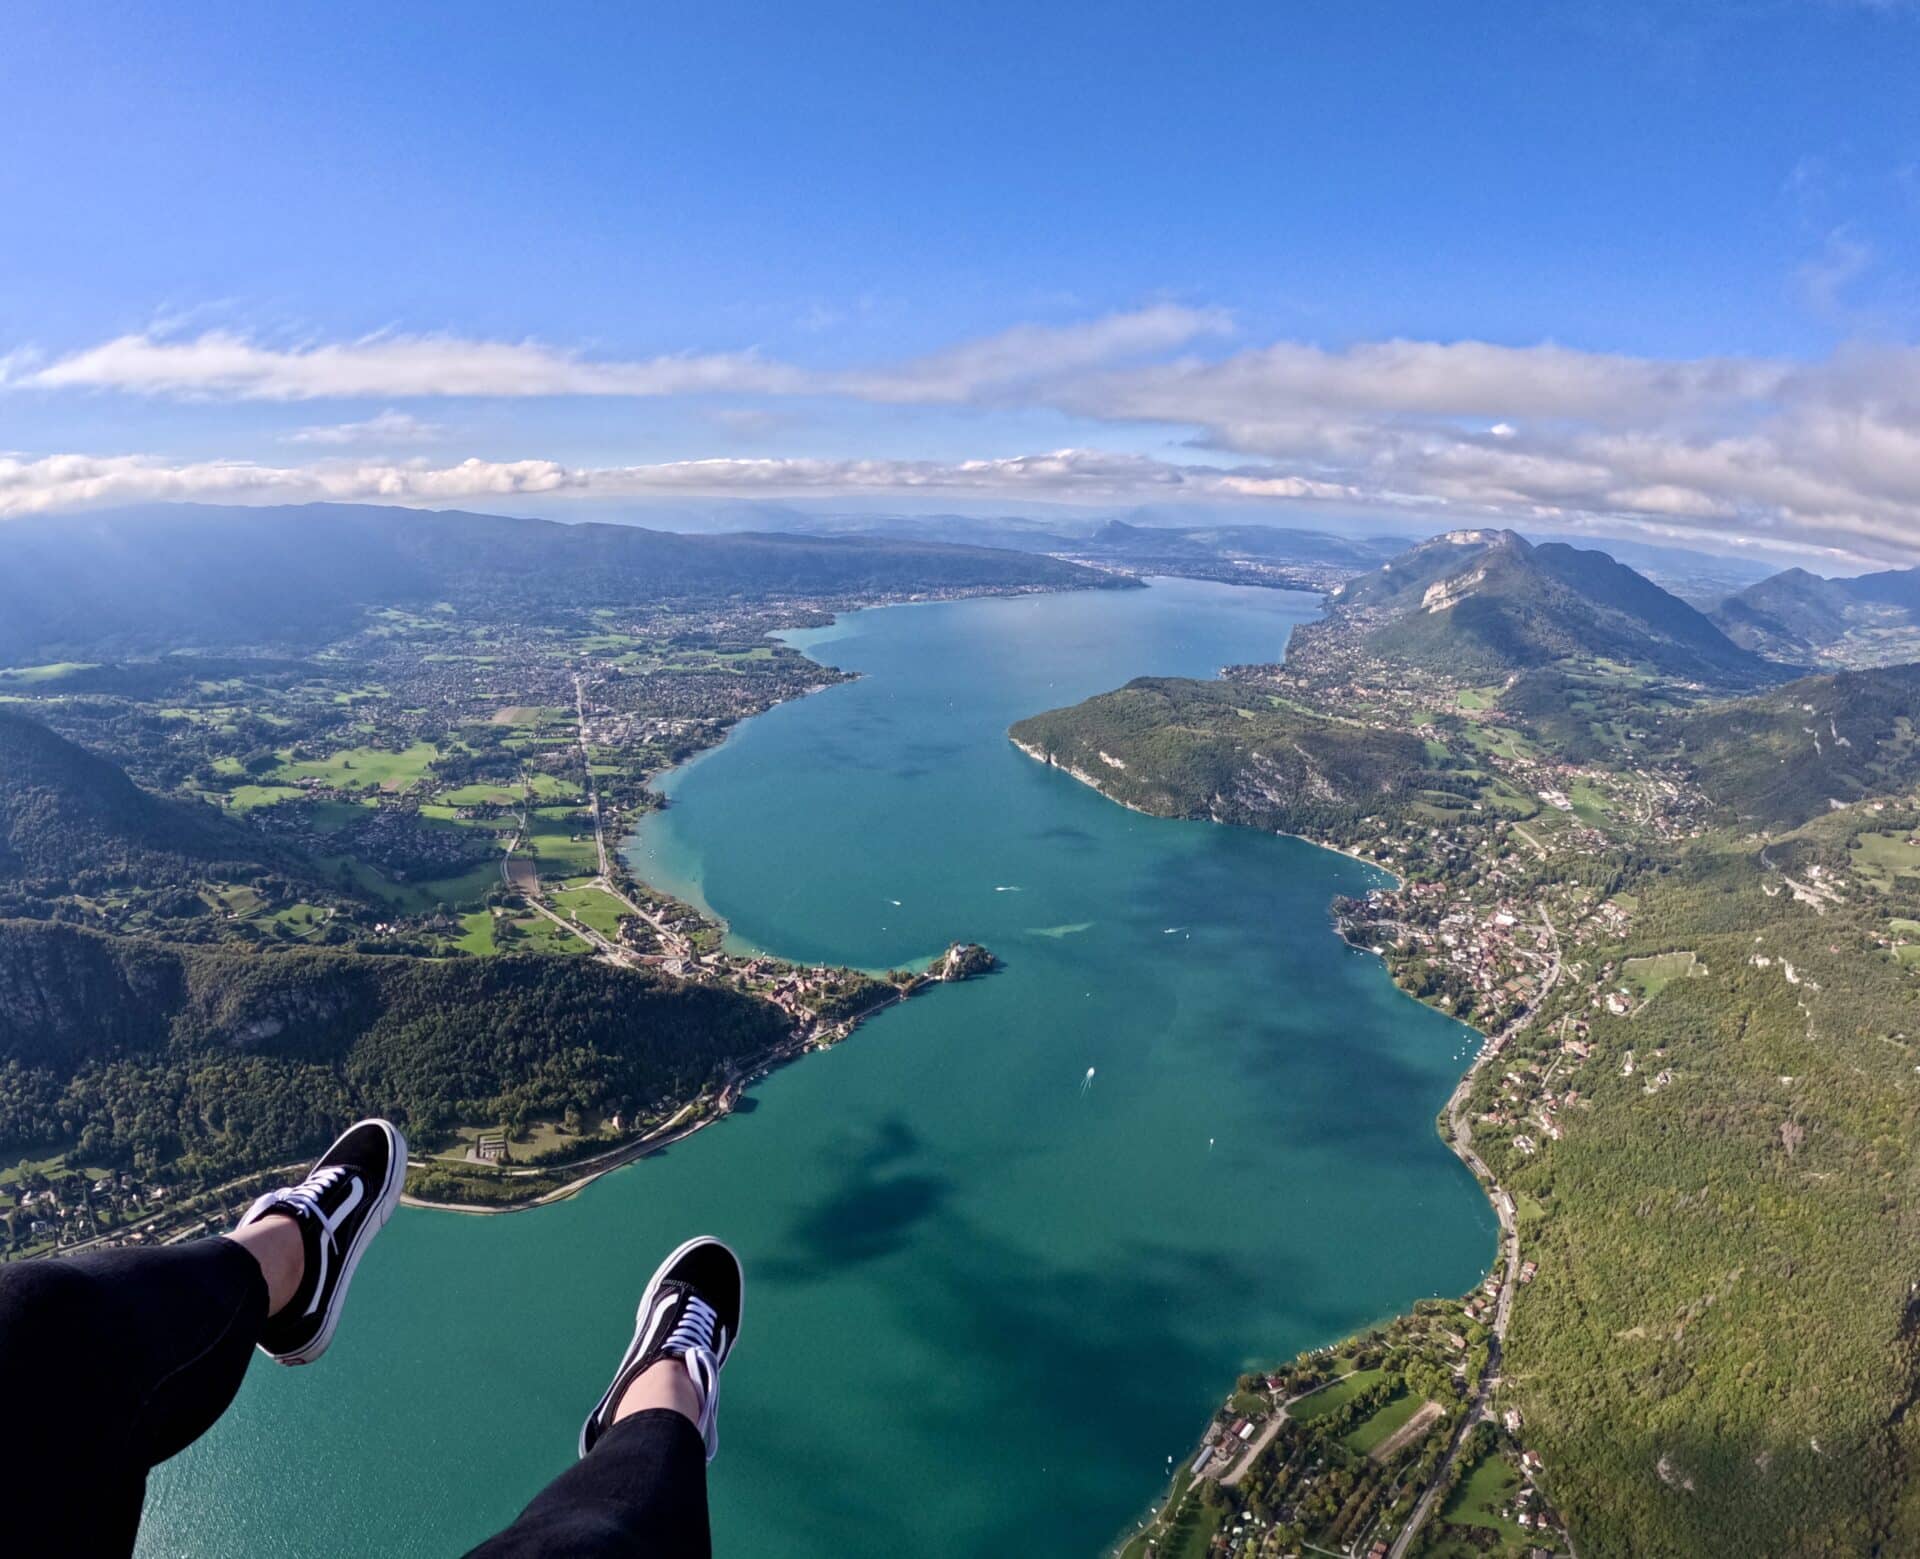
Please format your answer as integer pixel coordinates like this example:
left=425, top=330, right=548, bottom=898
left=628, top=500, right=1777, bottom=600
left=1711, top=564, right=1920, bottom=664
left=1328, top=528, right=1789, bottom=686
left=1077, top=518, right=1402, bottom=569
left=0, top=503, right=1121, bottom=663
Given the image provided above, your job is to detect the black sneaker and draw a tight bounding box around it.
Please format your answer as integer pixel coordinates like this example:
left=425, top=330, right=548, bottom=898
left=580, top=1235, right=743, bottom=1463
left=234, top=1118, right=408, bottom=1366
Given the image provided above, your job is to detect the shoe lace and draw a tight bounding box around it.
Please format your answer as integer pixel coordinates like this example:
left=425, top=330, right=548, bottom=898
left=272, top=1164, right=362, bottom=1318
left=665, top=1296, right=725, bottom=1458
left=664, top=1295, right=719, bottom=1357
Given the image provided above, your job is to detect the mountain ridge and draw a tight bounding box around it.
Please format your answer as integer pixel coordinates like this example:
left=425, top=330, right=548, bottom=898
left=1330, top=528, right=1789, bottom=686
left=0, top=502, right=1125, bottom=662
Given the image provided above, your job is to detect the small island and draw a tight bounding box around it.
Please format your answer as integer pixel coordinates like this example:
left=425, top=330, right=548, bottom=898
left=935, top=941, right=999, bottom=981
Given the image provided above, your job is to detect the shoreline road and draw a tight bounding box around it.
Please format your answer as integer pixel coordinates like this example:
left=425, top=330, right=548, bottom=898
left=1388, top=909, right=1559, bottom=1559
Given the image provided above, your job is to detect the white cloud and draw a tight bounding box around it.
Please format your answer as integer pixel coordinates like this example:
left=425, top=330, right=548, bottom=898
left=1797, top=228, right=1876, bottom=321
left=13, top=306, right=1225, bottom=406
left=286, top=409, right=445, bottom=445
left=25, top=331, right=811, bottom=401
left=838, top=304, right=1232, bottom=403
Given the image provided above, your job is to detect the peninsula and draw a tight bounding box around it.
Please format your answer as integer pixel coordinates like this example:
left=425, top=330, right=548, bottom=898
left=1015, top=530, right=1920, bottom=1558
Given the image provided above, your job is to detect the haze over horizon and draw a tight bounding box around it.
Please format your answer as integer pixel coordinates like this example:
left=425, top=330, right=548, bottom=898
left=4, top=1, right=1919, bottom=569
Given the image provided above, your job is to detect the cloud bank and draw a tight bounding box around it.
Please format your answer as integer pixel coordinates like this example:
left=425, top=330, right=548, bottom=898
left=7, top=311, right=1920, bottom=564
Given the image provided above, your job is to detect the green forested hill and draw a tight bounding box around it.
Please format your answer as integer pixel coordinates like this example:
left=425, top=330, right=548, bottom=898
left=1673, top=662, right=1920, bottom=827
left=1713, top=563, right=1920, bottom=662
left=0, top=708, right=279, bottom=888
left=0, top=919, right=787, bottom=1178
left=1504, top=819, right=1920, bottom=1556
left=1333, top=529, right=1785, bottom=686
left=1009, top=676, right=1470, bottom=839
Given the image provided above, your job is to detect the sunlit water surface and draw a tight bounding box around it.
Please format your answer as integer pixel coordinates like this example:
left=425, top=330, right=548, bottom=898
left=143, top=579, right=1492, bottom=1557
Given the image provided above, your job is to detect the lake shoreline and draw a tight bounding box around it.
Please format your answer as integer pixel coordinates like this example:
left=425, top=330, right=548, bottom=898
left=1007, top=729, right=1521, bottom=1559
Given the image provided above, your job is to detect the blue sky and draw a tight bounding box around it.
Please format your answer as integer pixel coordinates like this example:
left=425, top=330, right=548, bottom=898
left=2, top=1, right=1918, bottom=564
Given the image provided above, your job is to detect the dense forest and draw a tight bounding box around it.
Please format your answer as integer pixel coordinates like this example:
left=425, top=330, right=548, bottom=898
left=1495, top=816, right=1920, bottom=1555
left=0, top=920, right=787, bottom=1181
left=1010, top=675, right=1476, bottom=841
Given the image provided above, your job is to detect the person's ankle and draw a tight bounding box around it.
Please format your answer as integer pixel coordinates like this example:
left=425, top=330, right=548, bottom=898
left=613, top=1355, right=704, bottom=1427
left=229, top=1211, right=306, bottom=1317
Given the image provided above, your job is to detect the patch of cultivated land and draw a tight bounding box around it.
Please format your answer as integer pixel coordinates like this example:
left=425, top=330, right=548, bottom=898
left=1620, top=949, right=1699, bottom=1002
left=273, top=739, right=440, bottom=790
left=1431, top=1452, right=1535, bottom=1556
left=1343, top=1390, right=1425, bottom=1455
left=1362, top=1398, right=1444, bottom=1462
left=1287, top=1367, right=1386, bottom=1422
left=1851, top=829, right=1920, bottom=891
left=548, top=883, right=634, bottom=937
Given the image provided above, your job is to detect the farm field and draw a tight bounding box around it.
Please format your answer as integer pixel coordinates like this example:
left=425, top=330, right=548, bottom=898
left=1621, top=950, right=1699, bottom=1003
left=1287, top=1368, right=1386, bottom=1422
left=273, top=740, right=439, bottom=791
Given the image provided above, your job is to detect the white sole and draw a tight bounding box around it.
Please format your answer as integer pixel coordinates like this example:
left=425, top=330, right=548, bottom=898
left=269, top=1119, right=409, bottom=1366
left=578, top=1234, right=743, bottom=1458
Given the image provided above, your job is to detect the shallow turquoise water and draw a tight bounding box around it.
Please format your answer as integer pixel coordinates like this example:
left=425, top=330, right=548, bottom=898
left=142, top=579, right=1493, bottom=1557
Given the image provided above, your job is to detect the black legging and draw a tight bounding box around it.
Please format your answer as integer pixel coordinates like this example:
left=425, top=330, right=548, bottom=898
left=0, top=1239, right=711, bottom=1557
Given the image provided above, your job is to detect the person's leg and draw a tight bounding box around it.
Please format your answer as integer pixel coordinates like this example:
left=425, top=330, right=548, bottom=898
left=463, top=1237, right=743, bottom=1559
left=462, top=1374, right=713, bottom=1558
left=0, top=1232, right=275, bottom=1555
left=0, top=1117, right=407, bottom=1558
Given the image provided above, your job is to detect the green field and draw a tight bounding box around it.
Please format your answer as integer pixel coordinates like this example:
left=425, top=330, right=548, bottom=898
left=1889, top=918, right=1920, bottom=967
left=0, top=661, right=97, bottom=684
left=304, top=798, right=378, bottom=832
left=1344, top=1390, right=1424, bottom=1454
left=1569, top=777, right=1612, bottom=826
left=494, top=913, right=588, bottom=955
left=268, top=903, right=333, bottom=941
left=226, top=783, right=305, bottom=811
left=454, top=910, right=498, bottom=956
left=274, top=740, right=439, bottom=792
left=1851, top=830, right=1920, bottom=892
left=1621, top=950, right=1699, bottom=1003
left=317, top=855, right=501, bottom=915
left=1286, top=1367, right=1386, bottom=1422
left=548, top=884, right=633, bottom=937
left=1432, top=1451, right=1532, bottom=1555
left=439, top=772, right=580, bottom=808
left=524, top=806, right=600, bottom=874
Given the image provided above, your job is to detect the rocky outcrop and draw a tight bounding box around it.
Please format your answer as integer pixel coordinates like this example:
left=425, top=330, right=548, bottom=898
left=937, top=942, right=999, bottom=981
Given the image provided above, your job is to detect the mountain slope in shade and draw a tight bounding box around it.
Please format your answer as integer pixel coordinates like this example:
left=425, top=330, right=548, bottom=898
left=1333, top=529, right=1789, bottom=686
left=0, top=709, right=273, bottom=884
left=0, top=502, right=1125, bottom=662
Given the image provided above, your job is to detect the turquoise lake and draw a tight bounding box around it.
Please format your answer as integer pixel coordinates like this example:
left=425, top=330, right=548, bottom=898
left=141, top=578, right=1494, bottom=1557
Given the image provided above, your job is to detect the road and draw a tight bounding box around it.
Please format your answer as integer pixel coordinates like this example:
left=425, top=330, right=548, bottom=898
left=575, top=673, right=611, bottom=879
left=568, top=671, right=692, bottom=959
left=1388, top=908, right=1560, bottom=1559
left=1217, top=1372, right=1360, bottom=1487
